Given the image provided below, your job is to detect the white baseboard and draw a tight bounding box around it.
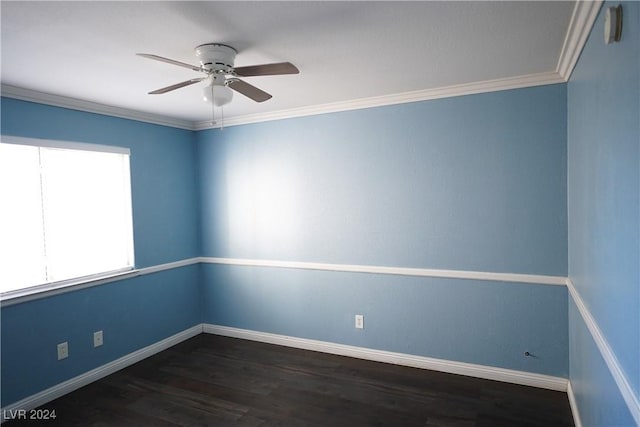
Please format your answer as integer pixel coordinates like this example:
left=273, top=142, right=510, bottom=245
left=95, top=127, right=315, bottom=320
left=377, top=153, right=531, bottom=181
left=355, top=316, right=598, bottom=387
left=2, top=322, right=571, bottom=425
left=203, top=324, right=568, bottom=392
left=567, top=381, right=583, bottom=427
left=0, top=324, right=202, bottom=422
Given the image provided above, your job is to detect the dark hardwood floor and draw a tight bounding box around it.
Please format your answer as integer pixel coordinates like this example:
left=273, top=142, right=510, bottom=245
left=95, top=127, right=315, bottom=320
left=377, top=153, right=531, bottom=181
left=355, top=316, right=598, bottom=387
left=6, top=334, right=574, bottom=426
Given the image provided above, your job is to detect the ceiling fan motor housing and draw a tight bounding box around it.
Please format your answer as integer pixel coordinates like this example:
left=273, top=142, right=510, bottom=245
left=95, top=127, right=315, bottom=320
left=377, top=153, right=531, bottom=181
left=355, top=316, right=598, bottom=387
left=195, top=43, right=237, bottom=73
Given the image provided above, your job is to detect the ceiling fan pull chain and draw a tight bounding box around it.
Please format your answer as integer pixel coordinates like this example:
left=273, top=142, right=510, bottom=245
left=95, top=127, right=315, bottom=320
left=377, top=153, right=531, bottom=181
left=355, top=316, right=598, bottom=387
left=210, top=84, right=216, bottom=126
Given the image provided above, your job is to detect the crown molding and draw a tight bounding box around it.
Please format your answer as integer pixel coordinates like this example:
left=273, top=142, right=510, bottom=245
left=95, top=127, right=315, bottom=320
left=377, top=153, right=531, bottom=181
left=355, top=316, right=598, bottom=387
left=1, top=84, right=195, bottom=130
left=2, top=3, right=601, bottom=132
left=194, top=71, right=565, bottom=130
left=4, top=70, right=568, bottom=132
left=556, top=1, right=603, bottom=80
left=1, top=71, right=564, bottom=133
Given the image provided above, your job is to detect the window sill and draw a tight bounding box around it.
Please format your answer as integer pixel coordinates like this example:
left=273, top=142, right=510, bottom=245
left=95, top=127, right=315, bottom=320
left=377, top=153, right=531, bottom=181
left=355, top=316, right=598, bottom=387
left=0, top=258, right=200, bottom=307
left=1, top=268, right=138, bottom=307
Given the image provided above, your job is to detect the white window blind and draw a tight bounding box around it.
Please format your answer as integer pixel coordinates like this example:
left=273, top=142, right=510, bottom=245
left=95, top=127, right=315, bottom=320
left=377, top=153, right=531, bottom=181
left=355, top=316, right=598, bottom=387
left=0, top=136, right=135, bottom=296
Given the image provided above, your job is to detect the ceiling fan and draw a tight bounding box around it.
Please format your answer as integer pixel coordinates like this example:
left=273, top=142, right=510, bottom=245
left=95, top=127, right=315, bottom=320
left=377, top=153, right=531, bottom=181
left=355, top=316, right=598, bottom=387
left=137, top=43, right=299, bottom=106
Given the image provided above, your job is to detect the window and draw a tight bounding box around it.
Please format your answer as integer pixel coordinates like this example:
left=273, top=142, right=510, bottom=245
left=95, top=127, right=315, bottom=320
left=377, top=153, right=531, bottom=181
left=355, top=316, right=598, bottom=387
left=0, top=136, right=135, bottom=297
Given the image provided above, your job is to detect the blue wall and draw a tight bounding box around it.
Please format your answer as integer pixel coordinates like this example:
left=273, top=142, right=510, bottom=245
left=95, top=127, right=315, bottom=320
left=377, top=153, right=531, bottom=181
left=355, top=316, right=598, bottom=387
left=0, top=68, right=576, bottom=408
left=199, top=86, right=567, bottom=275
left=198, top=84, right=569, bottom=377
left=0, top=99, right=201, bottom=267
left=567, top=1, right=639, bottom=425
left=0, top=99, right=202, bottom=406
left=1, top=266, right=200, bottom=406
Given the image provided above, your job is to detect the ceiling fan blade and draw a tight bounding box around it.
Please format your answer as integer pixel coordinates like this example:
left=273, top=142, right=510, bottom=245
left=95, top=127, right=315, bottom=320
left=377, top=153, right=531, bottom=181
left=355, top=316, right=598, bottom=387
left=234, top=62, right=299, bottom=77
left=137, top=53, right=202, bottom=72
left=227, top=79, right=272, bottom=102
left=148, top=78, right=205, bottom=94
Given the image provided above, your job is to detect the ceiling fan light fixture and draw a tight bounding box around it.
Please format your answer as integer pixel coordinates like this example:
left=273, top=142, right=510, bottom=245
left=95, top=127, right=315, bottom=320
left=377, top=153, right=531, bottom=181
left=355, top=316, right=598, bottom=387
left=202, top=76, right=233, bottom=107
left=214, top=85, right=234, bottom=107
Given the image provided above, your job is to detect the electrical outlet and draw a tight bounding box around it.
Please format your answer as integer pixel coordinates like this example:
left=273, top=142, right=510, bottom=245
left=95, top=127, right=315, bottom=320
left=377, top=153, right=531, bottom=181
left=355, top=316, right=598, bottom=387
left=93, top=330, right=103, bottom=347
left=57, top=342, right=68, bottom=360
left=355, top=314, right=364, bottom=329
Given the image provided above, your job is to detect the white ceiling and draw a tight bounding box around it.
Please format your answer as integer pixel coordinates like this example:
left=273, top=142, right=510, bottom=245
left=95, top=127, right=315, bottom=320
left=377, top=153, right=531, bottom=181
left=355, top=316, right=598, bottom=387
left=1, top=1, right=575, bottom=127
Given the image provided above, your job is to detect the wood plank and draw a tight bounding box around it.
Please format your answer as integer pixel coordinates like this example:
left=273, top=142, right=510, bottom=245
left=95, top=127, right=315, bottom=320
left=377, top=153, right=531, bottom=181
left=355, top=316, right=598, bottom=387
left=5, top=334, right=574, bottom=426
